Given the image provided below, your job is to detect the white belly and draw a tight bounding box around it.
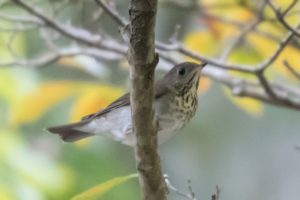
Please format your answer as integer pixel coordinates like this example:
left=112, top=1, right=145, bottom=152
left=75, top=106, right=185, bottom=146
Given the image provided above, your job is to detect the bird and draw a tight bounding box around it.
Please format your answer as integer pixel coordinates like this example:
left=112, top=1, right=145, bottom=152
left=47, top=62, right=206, bottom=146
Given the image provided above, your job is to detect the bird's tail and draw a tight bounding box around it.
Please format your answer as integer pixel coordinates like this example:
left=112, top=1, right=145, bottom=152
left=46, top=121, right=94, bottom=142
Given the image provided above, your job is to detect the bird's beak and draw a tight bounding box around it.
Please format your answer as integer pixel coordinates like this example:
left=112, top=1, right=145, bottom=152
left=198, top=62, right=207, bottom=70
left=195, top=62, right=207, bottom=73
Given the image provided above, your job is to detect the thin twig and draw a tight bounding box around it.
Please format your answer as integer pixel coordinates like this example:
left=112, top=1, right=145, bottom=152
left=253, top=19, right=300, bottom=99
left=283, top=60, right=300, bottom=80
left=220, top=19, right=261, bottom=61
left=0, top=13, right=43, bottom=25
left=0, top=46, right=124, bottom=68
left=220, top=1, right=267, bottom=61
left=159, top=53, right=300, bottom=110
left=267, top=0, right=300, bottom=38
left=255, top=23, right=299, bottom=72
left=10, top=0, right=125, bottom=54
left=164, top=175, right=197, bottom=200
left=94, top=0, right=127, bottom=27
left=211, top=185, right=221, bottom=200
left=92, top=0, right=296, bottom=78
left=256, top=71, right=278, bottom=99
left=199, top=8, right=282, bottom=43
left=5, top=0, right=300, bottom=111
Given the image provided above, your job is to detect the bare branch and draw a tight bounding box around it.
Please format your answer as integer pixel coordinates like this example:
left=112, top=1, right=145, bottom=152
left=157, top=52, right=300, bottom=110
left=256, top=72, right=278, bottom=99
left=252, top=7, right=300, bottom=99
left=94, top=0, right=127, bottom=27
left=0, top=13, right=43, bottom=25
left=0, top=46, right=124, bottom=68
left=255, top=24, right=298, bottom=72
left=0, top=13, right=43, bottom=32
left=164, top=175, right=197, bottom=200
left=4, top=0, right=300, bottom=111
left=266, top=0, right=300, bottom=38
left=283, top=60, right=300, bottom=80
left=159, top=43, right=256, bottom=73
left=91, top=0, right=297, bottom=77
left=10, top=0, right=125, bottom=54
left=211, top=1, right=279, bottom=100
left=220, top=19, right=261, bottom=61
left=160, top=23, right=297, bottom=74
left=164, top=20, right=297, bottom=99
left=220, top=1, right=267, bottom=61
left=205, top=68, right=300, bottom=110
left=0, top=25, right=37, bottom=32
left=198, top=8, right=282, bottom=43
left=281, top=0, right=298, bottom=16
left=72, top=0, right=300, bottom=111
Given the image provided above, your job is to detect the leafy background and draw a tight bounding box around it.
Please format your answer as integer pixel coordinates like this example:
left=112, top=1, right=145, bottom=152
left=1, top=0, right=300, bottom=199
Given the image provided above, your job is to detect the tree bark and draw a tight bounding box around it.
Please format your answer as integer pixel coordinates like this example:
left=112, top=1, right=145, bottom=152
left=128, top=0, right=167, bottom=200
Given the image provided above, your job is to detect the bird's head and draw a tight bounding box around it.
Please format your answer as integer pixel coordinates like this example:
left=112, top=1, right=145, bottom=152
left=164, top=62, right=206, bottom=94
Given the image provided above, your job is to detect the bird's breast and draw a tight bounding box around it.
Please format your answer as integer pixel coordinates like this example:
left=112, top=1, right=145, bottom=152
left=154, top=88, right=198, bottom=141
left=172, top=88, right=198, bottom=122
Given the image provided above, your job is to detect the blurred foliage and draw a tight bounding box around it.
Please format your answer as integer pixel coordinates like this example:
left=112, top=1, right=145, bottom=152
left=184, top=0, right=300, bottom=115
left=1, top=0, right=300, bottom=199
left=71, top=174, right=137, bottom=200
left=10, top=81, right=123, bottom=125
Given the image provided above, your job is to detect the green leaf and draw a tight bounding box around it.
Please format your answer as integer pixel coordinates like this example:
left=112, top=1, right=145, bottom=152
left=71, top=174, right=138, bottom=200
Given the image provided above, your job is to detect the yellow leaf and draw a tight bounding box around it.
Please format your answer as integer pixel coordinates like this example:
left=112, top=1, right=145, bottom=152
left=227, top=46, right=263, bottom=80
left=71, top=85, right=124, bottom=147
left=70, top=85, right=124, bottom=122
left=205, top=20, right=238, bottom=40
left=264, top=0, right=300, bottom=26
left=252, top=21, right=284, bottom=41
left=224, top=88, right=263, bottom=116
left=200, top=0, right=254, bottom=40
left=272, top=46, right=300, bottom=80
left=229, top=46, right=263, bottom=65
left=201, top=0, right=253, bottom=21
left=248, top=33, right=300, bottom=80
left=274, top=0, right=299, bottom=10
left=248, top=34, right=277, bottom=58
left=10, top=81, right=75, bottom=125
left=71, top=174, right=138, bottom=200
left=184, top=31, right=222, bottom=58
left=9, top=80, right=124, bottom=127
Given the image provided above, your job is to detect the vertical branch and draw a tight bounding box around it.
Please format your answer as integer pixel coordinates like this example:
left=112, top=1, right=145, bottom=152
left=128, top=0, right=167, bottom=200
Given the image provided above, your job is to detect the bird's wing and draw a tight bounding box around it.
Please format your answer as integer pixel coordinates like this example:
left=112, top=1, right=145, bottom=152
left=81, top=92, right=130, bottom=120
left=81, top=79, right=168, bottom=121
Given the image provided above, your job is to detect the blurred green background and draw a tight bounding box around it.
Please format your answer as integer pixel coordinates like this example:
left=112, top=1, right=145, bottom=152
left=1, top=0, right=300, bottom=200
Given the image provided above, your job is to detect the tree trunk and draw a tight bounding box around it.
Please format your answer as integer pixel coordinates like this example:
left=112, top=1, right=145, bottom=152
left=128, top=0, right=167, bottom=199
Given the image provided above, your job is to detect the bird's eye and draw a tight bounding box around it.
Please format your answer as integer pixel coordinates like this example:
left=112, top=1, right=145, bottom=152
left=178, top=67, right=186, bottom=76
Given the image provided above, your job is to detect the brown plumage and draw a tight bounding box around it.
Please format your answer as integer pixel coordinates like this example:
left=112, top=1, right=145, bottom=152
left=47, top=62, right=206, bottom=145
